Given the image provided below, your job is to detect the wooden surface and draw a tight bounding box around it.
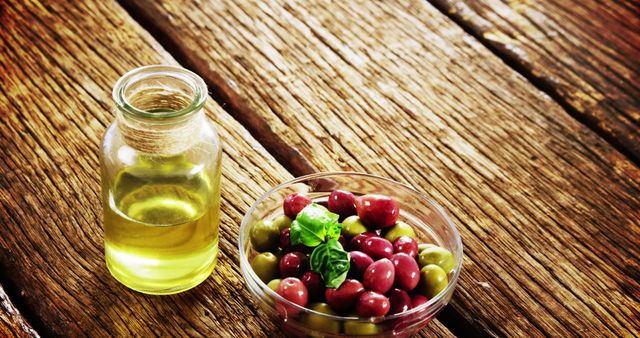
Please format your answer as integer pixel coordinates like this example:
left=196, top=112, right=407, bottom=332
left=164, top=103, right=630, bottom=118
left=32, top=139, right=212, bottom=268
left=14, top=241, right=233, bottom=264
left=122, top=0, right=640, bottom=337
left=1, top=284, right=38, bottom=338
left=430, top=0, right=640, bottom=163
left=1, top=0, right=638, bottom=337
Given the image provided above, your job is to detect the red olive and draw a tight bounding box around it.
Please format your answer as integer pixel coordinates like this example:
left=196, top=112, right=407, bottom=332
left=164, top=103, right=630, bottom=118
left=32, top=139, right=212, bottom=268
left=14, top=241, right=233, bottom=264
left=356, top=291, right=390, bottom=317
left=390, top=253, right=420, bottom=291
left=411, top=294, right=429, bottom=308
left=283, top=193, right=312, bottom=218
left=325, top=279, right=365, bottom=312
left=393, top=236, right=419, bottom=257
left=301, top=271, right=324, bottom=302
left=279, top=228, right=308, bottom=253
left=349, top=232, right=378, bottom=251
left=361, top=237, right=393, bottom=260
left=328, top=190, right=357, bottom=217
left=387, top=288, right=412, bottom=314
left=279, top=252, right=309, bottom=278
left=355, top=194, right=399, bottom=229
left=363, top=258, right=395, bottom=293
left=348, top=251, right=374, bottom=279
left=276, top=277, right=308, bottom=316
left=338, top=235, right=347, bottom=249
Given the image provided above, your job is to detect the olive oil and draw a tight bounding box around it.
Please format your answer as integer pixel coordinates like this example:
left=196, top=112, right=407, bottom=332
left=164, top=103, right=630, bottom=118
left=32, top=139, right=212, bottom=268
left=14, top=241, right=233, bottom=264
left=104, top=157, right=220, bottom=294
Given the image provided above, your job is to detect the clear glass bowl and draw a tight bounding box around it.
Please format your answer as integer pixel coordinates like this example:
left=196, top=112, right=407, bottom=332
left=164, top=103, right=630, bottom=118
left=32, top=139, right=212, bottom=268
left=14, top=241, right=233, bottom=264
left=239, top=172, right=463, bottom=337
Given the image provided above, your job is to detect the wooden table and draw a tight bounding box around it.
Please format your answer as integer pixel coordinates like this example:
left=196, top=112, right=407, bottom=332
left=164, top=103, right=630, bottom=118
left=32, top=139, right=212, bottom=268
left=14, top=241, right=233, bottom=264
left=1, top=0, right=638, bottom=337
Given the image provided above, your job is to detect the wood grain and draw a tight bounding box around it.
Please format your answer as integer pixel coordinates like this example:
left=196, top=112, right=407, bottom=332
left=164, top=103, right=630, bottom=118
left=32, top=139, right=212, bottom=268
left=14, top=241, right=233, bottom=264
left=0, top=0, right=297, bottom=336
left=0, top=283, right=38, bottom=338
left=121, top=0, right=640, bottom=337
left=429, top=0, right=640, bottom=163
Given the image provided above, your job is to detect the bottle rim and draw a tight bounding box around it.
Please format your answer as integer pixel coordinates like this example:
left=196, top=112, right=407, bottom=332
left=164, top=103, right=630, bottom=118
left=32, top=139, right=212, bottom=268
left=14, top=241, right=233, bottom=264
left=113, top=65, right=208, bottom=119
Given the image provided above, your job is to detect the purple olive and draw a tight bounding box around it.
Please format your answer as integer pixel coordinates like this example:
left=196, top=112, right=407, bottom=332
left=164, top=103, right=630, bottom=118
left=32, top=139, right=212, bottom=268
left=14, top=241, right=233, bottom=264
left=356, top=291, right=390, bottom=317
left=276, top=277, right=308, bottom=316
left=348, top=251, right=374, bottom=279
left=328, top=190, right=357, bottom=217
left=279, top=252, right=309, bottom=278
left=349, top=232, right=378, bottom=251
left=411, top=294, right=429, bottom=308
left=355, top=194, right=399, bottom=229
left=387, top=288, right=412, bottom=314
left=301, top=271, right=324, bottom=301
left=283, top=193, right=312, bottom=218
left=363, top=258, right=395, bottom=293
left=325, top=279, right=365, bottom=312
left=361, top=237, right=393, bottom=260
left=390, top=253, right=420, bottom=291
left=393, top=236, right=419, bottom=257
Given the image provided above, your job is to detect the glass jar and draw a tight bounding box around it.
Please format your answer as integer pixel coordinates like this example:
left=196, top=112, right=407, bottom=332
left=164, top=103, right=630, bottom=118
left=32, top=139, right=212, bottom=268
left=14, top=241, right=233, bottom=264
left=101, top=65, right=222, bottom=295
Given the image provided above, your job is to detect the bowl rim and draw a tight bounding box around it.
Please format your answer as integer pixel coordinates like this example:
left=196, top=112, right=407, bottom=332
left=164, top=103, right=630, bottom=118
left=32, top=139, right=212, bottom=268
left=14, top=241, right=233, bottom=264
left=238, top=171, right=463, bottom=322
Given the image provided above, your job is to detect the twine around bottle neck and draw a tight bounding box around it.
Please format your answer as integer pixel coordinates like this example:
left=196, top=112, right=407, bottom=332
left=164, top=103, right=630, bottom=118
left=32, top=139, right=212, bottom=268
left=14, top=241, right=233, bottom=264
left=116, top=109, right=205, bottom=156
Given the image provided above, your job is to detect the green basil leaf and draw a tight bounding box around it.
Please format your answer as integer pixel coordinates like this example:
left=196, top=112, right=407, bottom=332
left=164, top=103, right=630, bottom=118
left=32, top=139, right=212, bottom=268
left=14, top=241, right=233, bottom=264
left=325, top=221, right=343, bottom=241
left=290, top=204, right=338, bottom=247
left=310, top=239, right=350, bottom=288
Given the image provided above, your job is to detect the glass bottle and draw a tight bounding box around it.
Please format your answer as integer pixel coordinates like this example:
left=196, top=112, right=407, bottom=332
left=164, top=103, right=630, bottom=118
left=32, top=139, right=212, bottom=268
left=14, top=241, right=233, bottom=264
left=101, top=65, right=221, bottom=295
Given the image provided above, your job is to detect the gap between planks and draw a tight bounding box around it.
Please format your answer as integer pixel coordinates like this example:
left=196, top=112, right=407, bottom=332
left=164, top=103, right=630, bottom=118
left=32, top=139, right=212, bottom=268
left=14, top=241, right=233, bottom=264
left=116, top=0, right=489, bottom=336
left=426, top=0, right=640, bottom=167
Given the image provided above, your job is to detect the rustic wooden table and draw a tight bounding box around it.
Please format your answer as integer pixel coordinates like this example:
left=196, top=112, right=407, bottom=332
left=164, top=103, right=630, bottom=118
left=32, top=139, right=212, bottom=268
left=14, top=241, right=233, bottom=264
left=1, top=0, right=638, bottom=337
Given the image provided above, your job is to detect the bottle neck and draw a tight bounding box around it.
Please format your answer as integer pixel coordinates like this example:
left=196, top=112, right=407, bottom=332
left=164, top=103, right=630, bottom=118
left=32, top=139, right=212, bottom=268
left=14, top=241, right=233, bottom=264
left=112, top=65, right=208, bottom=156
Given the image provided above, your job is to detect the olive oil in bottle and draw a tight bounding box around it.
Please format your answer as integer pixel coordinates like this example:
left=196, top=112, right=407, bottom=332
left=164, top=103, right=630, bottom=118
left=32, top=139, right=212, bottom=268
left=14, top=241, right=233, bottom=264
left=101, top=66, right=222, bottom=294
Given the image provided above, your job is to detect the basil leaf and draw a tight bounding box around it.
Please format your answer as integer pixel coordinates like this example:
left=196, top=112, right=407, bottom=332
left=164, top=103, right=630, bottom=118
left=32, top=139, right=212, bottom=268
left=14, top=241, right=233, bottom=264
left=310, top=239, right=350, bottom=288
left=325, top=221, right=343, bottom=241
left=290, top=204, right=339, bottom=247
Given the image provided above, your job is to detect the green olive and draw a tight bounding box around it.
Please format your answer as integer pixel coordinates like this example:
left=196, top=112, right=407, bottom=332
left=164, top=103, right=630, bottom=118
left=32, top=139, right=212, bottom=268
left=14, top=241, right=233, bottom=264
left=383, top=221, right=416, bottom=242
left=343, top=321, right=379, bottom=335
left=303, top=303, right=340, bottom=334
left=418, top=264, right=448, bottom=298
left=250, top=220, right=280, bottom=252
left=418, top=243, right=437, bottom=253
left=418, top=246, right=454, bottom=273
left=341, top=216, right=368, bottom=237
left=272, top=215, right=292, bottom=232
left=250, top=252, right=279, bottom=283
left=267, top=278, right=282, bottom=291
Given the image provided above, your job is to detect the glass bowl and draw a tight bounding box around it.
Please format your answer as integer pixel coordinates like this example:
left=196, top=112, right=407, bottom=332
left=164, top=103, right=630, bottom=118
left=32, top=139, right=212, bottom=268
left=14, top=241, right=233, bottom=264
left=239, top=172, right=463, bottom=337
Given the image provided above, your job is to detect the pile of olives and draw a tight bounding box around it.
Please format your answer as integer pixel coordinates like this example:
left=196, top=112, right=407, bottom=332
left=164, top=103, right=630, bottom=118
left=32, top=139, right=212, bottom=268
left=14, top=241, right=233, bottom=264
left=249, top=190, right=454, bottom=334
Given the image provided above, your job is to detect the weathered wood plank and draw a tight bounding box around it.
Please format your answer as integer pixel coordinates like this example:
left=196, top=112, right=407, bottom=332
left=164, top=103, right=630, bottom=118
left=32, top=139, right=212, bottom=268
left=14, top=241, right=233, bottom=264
left=0, top=0, right=301, bottom=336
left=429, top=0, right=640, bottom=163
left=122, top=0, right=640, bottom=336
left=0, top=283, right=38, bottom=338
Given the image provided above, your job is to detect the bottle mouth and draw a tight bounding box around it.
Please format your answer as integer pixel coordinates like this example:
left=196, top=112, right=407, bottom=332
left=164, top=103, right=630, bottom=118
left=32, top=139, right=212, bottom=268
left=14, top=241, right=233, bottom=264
left=113, top=65, right=208, bottom=119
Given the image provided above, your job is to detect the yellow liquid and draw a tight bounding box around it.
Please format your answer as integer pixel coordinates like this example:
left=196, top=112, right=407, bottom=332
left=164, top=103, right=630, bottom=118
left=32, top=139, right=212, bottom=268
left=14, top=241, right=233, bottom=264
left=104, top=158, right=220, bottom=294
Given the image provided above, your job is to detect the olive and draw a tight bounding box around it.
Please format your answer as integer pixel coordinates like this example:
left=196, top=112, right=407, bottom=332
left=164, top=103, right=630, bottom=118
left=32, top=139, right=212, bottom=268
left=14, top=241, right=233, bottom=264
left=328, top=190, right=357, bottom=217
left=356, top=291, right=390, bottom=317
left=387, top=288, right=412, bottom=314
left=348, top=251, right=374, bottom=279
left=361, top=237, right=393, bottom=260
left=411, top=294, right=428, bottom=308
left=393, top=236, right=419, bottom=257
left=301, top=271, right=325, bottom=302
left=276, top=277, right=308, bottom=316
left=343, top=320, right=379, bottom=335
left=417, top=264, right=448, bottom=299
left=363, top=258, right=395, bottom=294
left=267, top=279, right=282, bottom=291
left=303, top=303, right=340, bottom=334
left=383, top=222, right=416, bottom=242
left=418, top=246, right=454, bottom=273
left=418, top=243, right=437, bottom=253
left=279, top=228, right=307, bottom=253
left=390, top=253, right=420, bottom=291
left=272, top=214, right=292, bottom=232
left=349, top=232, right=378, bottom=251
left=338, top=235, right=347, bottom=249
left=355, top=194, right=399, bottom=229
left=325, top=279, right=365, bottom=312
left=283, top=193, right=312, bottom=218
left=251, top=252, right=279, bottom=283
left=279, top=251, right=309, bottom=278
left=342, top=216, right=368, bottom=238
left=250, top=220, right=280, bottom=252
